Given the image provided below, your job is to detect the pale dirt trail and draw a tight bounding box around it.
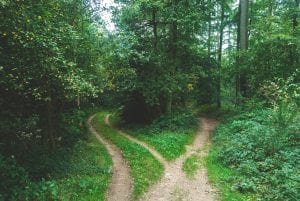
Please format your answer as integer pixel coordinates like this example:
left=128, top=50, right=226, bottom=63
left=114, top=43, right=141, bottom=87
left=106, top=114, right=218, bottom=201
left=105, top=115, right=168, bottom=167
left=88, top=115, right=133, bottom=201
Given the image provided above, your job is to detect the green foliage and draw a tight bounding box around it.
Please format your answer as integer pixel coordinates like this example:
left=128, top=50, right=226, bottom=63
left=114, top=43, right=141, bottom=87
left=182, top=154, right=201, bottom=179
left=112, top=0, right=219, bottom=119
left=205, top=149, right=253, bottom=201
left=125, top=110, right=198, bottom=160
left=0, top=155, right=29, bottom=200
left=0, top=0, right=107, bottom=158
left=92, top=112, right=164, bottom=199
left=211, top=109, right=300, bottom=201
left=55, top=134, right=112, bottom=201
left=142, top=110, right=198, bottom=134
left=9, top=131, right=112, bottom=201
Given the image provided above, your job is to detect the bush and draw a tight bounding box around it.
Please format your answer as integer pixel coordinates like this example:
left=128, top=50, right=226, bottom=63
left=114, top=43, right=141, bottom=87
left=213, top=109, right=300, bottom=201
left=0, top=155, right=29, bottom=200
left=131, top=109, right=198, bottom=135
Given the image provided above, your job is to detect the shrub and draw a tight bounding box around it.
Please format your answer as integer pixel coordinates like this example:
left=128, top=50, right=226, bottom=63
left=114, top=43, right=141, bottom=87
left=213, top=109, right=300, bottom=201
left=0, top=155, right=29, bottom=200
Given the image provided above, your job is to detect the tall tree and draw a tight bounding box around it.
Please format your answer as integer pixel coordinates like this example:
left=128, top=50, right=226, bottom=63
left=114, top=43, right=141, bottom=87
left=236, top=0, right=249, bottom=103
left=217, top=0, right=226, bottom=107
left=293, top=0, right=300, bottom=30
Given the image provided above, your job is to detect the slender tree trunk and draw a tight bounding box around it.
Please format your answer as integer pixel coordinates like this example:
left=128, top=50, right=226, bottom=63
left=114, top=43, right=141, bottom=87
left=235, top=3, right=241, bottom=105
left=239, top=0, right=248, bottom=96
left=240, top=0, right=248, bottom=50
left=46, top=98, right=55, bottom=152
left=217, top=2, right=225, bottom=108
left=165, top=20, right=177, bottom=114
left=77, top=90, right=80, bottom=109
left=293, top=0, right=300, bottom=30
left=152, top=8, right=158, bottom=49
left=236, top=0, right=249, bottom=104
left=268, top=0, right=273, bottom=16
left=208, top=0, right=212, bottom=56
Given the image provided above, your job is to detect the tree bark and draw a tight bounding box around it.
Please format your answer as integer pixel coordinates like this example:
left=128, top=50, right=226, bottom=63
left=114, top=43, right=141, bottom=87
left=208, top=0, right=212, bottom=56
left=236, top=0, right=249, bottom=104
left=77, top=90, right=80, bottom=109
left=217, top=1, right=225, bottom=108
left=293, top=0, right=300, bottom=30
left=46, top=99, right=55, bottom=152
left=240, top=0, right=248, bottom=51
left=152, top=8, right=158, bottom=49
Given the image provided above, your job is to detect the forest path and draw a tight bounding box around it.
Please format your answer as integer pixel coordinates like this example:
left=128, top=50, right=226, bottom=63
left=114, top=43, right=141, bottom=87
left=107, top=114, right=218, bottom=201
left=139, top=117, right=218, bottom=201
left=105, top=114, right=168, bottom=167
left=88, top=115, right=133, bottom=201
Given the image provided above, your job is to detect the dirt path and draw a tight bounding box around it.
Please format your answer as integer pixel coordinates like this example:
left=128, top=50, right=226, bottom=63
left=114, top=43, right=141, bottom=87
left=88, top=115, right=133, bottom=201
left=105, top=115, right=168, bottom=167
left=140, top=117, right=218, bottom=201
left=106, top=114, right=218, bottom=201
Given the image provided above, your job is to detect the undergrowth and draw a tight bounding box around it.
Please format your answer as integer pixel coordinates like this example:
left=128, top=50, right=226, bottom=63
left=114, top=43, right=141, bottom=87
left=92, top=112, right=164, bottom=199
left=123, top=110, right=198, bottom=160
left=1, top=108, right=112, bottom=201
left=208, top=109, right=300, bottom=201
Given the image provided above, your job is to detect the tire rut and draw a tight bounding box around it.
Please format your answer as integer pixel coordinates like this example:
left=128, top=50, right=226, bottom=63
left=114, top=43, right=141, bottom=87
left=88, top=114, right=133, bottom=201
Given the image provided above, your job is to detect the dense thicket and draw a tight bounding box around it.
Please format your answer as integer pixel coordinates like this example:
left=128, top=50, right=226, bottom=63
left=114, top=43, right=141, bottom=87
left=0, top=0, right=104, bottom=152
left=0, top=0, right=108, bottom=199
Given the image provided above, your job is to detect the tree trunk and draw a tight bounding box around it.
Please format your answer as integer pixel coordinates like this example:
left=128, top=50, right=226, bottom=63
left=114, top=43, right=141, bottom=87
left=240, top=0, right=248, bottom=50
left=166, top=91, right=172, bottom=114
left=77, top=90, right=80, bottom=109
left=152, top=8, right=158, bottom=49
left=46, top=99, right=55, bottom=152
left=236, top=0, right=249, bottom=104
left=208, top=0, right=212, bottom=56
left=217, top=1, right=225, bottom=108
left=164, top=0, right=178, bottom=114
left=293, top=0, right=300, bottom=30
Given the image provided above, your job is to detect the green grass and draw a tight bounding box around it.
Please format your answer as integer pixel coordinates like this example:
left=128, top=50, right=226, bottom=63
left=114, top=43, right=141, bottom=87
left=114, top=109, right=198, bottom=161
left=56, top=132, right=113, bottom=201
left=92, top=112, right=164, bottom=199
left=130, top=131, right=196, bottom=161
left=205, top=148, right=254, bottom=201
left=182, top=154, right=202, bottom=179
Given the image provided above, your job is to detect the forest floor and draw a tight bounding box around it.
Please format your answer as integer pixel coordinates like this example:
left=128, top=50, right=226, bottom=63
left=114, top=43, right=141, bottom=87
left=90, top=113, right=218, bottom=201
left=88, top=115, right=133, bottom=201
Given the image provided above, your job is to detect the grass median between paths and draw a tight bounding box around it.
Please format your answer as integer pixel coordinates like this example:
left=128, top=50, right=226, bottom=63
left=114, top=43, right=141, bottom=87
left=92, top=112, right=164, bottom=199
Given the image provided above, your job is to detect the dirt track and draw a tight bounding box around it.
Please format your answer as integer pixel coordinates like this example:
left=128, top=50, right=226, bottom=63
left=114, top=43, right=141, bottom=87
left=106, top=115, right=218, bottom=201
left=88, top=115, right=133, bottom=201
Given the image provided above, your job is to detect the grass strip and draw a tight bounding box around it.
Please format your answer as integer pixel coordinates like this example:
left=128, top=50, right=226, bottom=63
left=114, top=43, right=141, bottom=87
left=129, top=131, right=196, bottom=161
left=182, top=154, right=201, bottom=179
left=92, top=112, right=164, bottom=199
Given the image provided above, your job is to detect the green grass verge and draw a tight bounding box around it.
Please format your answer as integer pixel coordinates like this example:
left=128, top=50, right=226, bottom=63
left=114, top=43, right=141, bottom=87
left=205, top=148, right=254, bottom=201
left=56, top=133, right=112, bottom=201
left=129, top=131, right=196, bottom=161
left=92, top=112, right=164, bottom=199
left=182, top=154, right=202, bottom=179
left=113, top=109, right=198, bottom=161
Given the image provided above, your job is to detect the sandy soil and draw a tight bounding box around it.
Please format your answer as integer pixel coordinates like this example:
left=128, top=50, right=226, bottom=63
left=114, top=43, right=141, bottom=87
left=88, top=115, right=133, bottom=201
